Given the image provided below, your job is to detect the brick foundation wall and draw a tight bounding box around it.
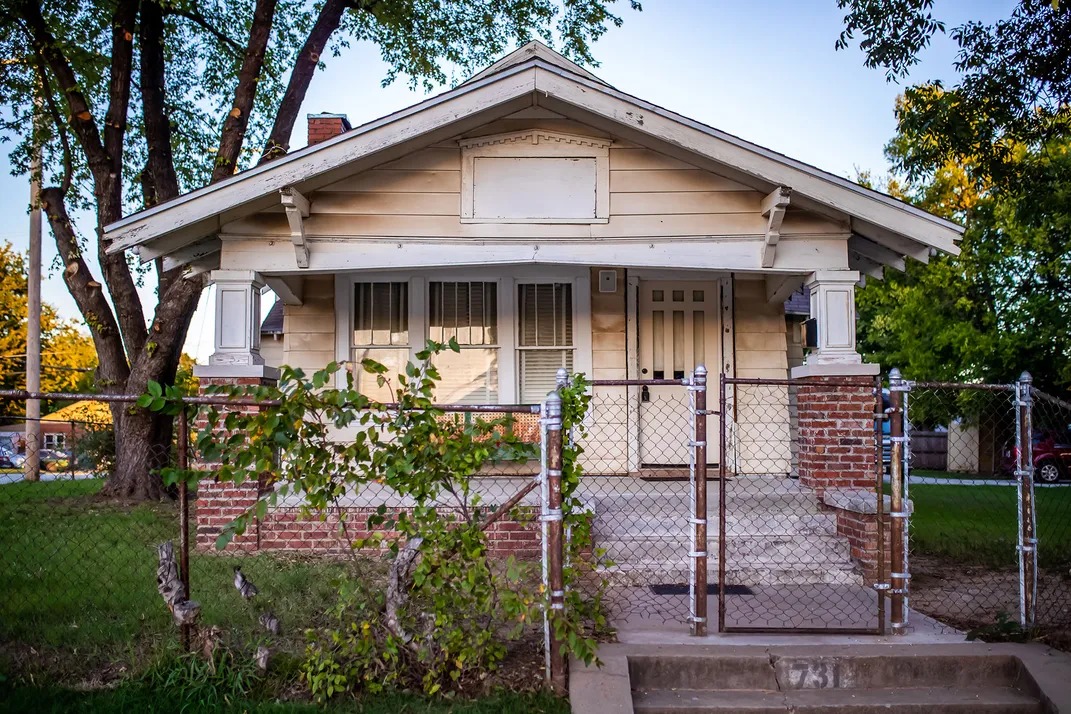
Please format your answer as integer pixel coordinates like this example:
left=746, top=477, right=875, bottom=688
left=193, top=374, right=277, bottom=551
left=197, top=501, right=543, bottom=559
left=796, top=377, right=878, bottom=497
left=832, top=507, right=890, bottom=586
left=193, top=373, right=543, bottom=560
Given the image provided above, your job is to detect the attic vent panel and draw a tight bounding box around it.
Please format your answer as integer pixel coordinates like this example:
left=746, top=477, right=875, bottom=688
left=459, top=130, right=610, bottom=224
left=473, top=157, right=596, bottom=220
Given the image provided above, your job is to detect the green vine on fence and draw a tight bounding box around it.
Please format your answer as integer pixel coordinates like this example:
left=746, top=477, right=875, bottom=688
left=552, top=374, right=608, bottom=667
left=142, top=342, right=604, bottom=697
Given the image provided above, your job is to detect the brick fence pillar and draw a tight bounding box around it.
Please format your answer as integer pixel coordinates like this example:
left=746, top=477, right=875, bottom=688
left=191, top=370, right=279, bottom=552
left=821, top=488, right=905, bottom=586
left=796, top=376, right=878, bottom=498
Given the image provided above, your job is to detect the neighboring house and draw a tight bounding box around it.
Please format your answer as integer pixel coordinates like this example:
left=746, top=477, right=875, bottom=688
left=260, top=299, right=285, bottom=368
left=0, top=400, right=111, bottom=453
left=103, top=42, right=962, bottom=475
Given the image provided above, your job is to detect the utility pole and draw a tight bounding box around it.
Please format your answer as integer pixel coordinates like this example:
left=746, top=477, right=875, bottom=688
left=24, top=96, right=42, bottom=482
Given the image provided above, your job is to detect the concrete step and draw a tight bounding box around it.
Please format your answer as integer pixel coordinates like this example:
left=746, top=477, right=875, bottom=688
left=596, top=563, right=862, bottom=587
left=594, top=513, right=838, bottom=538
left=595, top=534, right=852, bottom=564
left=587, top=490, right=824, bottom=513
left=632, top=687, right=1045, bottom=713
left=630, top=653, right=1032, bottom=691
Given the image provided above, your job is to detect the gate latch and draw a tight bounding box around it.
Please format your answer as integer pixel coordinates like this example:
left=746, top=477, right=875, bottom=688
left=641, top=385, right=650, bottom=403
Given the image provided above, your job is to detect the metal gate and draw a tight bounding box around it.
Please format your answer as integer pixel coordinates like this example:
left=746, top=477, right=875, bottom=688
left=564, top=369, right=713, bottom=634
left=717, top=374, right=886, bottom=634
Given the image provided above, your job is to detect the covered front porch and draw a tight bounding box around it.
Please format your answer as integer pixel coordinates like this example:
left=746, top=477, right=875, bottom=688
left=201, top=261, right=873, bottom=477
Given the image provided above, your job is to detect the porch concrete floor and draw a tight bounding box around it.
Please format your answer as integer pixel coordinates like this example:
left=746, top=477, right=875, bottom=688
left=608, top=584, right=956, bottom=644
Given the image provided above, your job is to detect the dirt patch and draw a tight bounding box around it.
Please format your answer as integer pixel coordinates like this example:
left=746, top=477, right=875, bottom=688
left=910, top=555, right=1071, bottom=649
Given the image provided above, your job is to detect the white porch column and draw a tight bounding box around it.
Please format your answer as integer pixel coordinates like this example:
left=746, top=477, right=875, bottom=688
left=790, top=270, right=878, bottom=378
left=195, top=270, right=280, bottom=379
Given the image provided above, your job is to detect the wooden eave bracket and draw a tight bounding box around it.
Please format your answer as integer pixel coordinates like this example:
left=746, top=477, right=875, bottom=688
left=280, top=187, right=311, bottom=269
left=760, top=186, right=792, bottom=268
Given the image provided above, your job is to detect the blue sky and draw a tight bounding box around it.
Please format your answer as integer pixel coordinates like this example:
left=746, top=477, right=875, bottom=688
left=0, top=0, right=1015, bottom=363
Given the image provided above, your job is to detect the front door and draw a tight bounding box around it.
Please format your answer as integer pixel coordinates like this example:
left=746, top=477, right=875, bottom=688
left=638, top=281, right=721, bottom=466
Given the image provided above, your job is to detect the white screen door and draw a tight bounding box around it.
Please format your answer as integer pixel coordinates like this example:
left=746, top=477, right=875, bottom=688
left=638, top=281, right=720, bottom=466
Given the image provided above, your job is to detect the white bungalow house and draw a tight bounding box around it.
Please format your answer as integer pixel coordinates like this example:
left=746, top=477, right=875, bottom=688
left=104, top=42, right=962, bottom=475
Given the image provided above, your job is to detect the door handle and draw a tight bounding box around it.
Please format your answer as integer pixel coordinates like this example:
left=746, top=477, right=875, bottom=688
left=641, top=385, right=650, bottom=403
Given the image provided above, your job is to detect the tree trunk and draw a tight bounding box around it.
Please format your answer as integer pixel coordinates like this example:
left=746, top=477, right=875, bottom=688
left=260, top=0, right=353, bottom=161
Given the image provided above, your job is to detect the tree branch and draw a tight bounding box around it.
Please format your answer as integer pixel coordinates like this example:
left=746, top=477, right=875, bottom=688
left=140, top=0, right=180, bottom=206
left=167, top=6, right=245, bottom=58
left=18, top=0, right=147, bottom=373
left=260, top=0, right=360, bottom=162
left=17, top=0, right=109, bottom=179
left=102, top=0, right=138, bottom=175
left=38, top=187, right=130, bottom=391
left=211, top=0, right=278, bottom=183
left=30, top=50, right=73, bottom=195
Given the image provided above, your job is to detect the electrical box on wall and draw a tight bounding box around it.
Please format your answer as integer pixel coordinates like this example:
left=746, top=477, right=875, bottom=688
left=598, top=270, right=617, bottom=293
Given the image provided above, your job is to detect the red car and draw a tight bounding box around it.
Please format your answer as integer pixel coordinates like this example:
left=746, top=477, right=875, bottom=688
left=1004, top=429, right=1071, bottom=483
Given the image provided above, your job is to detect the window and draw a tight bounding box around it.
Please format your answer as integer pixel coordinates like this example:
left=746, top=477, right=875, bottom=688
left=44, top=433, right=66, bottom=450
left=518, top=283, right=574, bottom=403
left=429, top=282, right=499, bottom=404
left=353, top=282, right=408, bottom=401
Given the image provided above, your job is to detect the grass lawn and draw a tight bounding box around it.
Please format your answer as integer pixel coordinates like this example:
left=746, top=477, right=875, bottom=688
left=0, top=683, right=569, bottom=713
left=0, top=479, right=351, bottom=654
left=0, top=478, right=555, bottom=710
left=886, top=481, right=1071, bottom=568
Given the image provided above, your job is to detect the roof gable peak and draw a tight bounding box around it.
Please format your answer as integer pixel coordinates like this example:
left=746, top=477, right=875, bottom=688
left=462, top=40, right=609, bottom=88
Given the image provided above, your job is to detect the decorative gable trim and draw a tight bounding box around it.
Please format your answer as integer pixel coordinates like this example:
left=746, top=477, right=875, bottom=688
left=458, top=129, right=612, bottom=150
left=459, top=130, right=611, bottom=222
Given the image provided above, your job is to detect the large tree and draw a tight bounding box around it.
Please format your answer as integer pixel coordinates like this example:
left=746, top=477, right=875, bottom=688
left=0, top=0, right=640, bottom=499
left=837, top=1, right=1071, bottom=391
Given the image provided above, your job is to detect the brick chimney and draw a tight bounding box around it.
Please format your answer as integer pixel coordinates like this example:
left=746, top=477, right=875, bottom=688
left=307, top=113, right=351, bottom=146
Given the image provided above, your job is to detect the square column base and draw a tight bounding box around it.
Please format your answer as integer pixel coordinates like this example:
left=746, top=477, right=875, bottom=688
left=791, top=362, right=879, bottom=379
left=193, top=364, right=281, bottom=381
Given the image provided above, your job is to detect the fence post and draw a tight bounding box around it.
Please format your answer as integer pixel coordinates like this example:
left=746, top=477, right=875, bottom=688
left=888, top=368, right=909, bottom=634
left=873, top=375, right=887, bottom=636
left=1017, top=372, right=1037, bottom=629
left=717, top=372, right=727, bottom=634
left=544, top=390, right=567, bottom=695
left=690, top=366, right=708, bottom=636
left=178, top=406, right=191, bottom=652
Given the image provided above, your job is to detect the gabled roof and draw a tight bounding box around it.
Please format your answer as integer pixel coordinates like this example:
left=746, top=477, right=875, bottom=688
left=261, top=299, right=284, bottom=334
left=103, top=41, right=963, bottom=271
left=42, top=401, right=112, bottom=425
left=461, top=40, right=610, bottom=88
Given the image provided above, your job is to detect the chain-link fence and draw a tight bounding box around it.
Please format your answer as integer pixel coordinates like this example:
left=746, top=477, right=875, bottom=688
left=0, top=402, right=178, bottom=670
left=569, top=378, right=708, bottom=630
left=0, top=391, right=552, bottom=681
left=719, top=376, right=886, bottom=634
left=893, top=379, right=1071, bottom=640
left=3, top=374, right=1069, bottom=679
left=1031, top=389, right=1071, bottom=632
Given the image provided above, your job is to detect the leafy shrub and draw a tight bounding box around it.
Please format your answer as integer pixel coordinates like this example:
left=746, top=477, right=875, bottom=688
left=152, top=340, right=600, bottom=698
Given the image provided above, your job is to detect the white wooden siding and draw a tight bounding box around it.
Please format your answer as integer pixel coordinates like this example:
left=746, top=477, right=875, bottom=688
left=220, top=118, right=849, bottom=244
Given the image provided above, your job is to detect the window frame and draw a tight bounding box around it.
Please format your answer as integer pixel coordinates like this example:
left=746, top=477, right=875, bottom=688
left=336, top=268, right=592, bottom=404
left=516, top=281, right=577, bottom=404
